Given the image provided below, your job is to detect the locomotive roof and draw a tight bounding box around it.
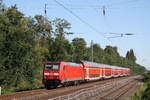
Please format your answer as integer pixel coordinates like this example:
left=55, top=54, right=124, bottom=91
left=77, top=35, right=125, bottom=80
left=65, top=62, right=82, bottom=66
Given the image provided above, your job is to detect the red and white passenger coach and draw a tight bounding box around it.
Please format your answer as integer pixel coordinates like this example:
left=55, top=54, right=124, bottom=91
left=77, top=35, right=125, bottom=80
left=43, top=61, right=130, bottom=88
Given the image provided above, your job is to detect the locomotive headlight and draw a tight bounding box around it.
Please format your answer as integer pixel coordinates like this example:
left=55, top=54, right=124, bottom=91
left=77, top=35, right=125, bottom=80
left=44, top=73, right=50, bottom=75
left=44, top=73, right=59, bottom=75
left=53, top=73, right=59, bottom=75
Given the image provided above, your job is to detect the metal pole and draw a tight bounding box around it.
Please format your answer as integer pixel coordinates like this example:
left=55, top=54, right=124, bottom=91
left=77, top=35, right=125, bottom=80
left=0, top=86, right=1, bottom=95
left=45, top=4, right=47, bottom=19
left=91, top=40, right=93, bottom=62
left=44, top=4, right=47, bottom=36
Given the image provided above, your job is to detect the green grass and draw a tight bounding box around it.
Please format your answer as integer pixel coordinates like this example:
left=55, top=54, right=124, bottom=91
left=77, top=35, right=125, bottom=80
left=129, top=73, right=150, bottom=100
left=130, top=85, right=147, bottom=100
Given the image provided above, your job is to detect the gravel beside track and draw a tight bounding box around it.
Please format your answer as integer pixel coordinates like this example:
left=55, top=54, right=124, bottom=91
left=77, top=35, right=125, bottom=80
left=49, top=75, right=142, bottom=100
left=0, top=76, right=142, bottom=100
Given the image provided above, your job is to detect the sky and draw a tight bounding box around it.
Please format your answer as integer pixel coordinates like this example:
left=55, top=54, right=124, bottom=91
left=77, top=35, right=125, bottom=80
left=4, top=0, right=150, bottom=70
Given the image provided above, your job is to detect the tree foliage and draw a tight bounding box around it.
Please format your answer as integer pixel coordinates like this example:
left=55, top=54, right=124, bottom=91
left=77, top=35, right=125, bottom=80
left=0, top=0, right=5, bottom=13
left=0, top=6, right=35, bottom=90
left=131, top=73, right=150, bottom=100
left=72, top=38, right=86, bottom=62
left=126, top=49, right=136, bottom=63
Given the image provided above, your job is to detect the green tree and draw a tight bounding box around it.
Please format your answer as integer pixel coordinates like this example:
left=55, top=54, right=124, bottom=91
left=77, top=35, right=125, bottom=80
left=90, top=43, right=105, bottom=63
left=126, top=49, right=136, bottom=63
left=48, top=18, right=73, bottom=61
left=104, top=46, right=120, bottom=65
left=72, top=38, right=87, bottom=62
left=104, top=46, right=119, bottom=57
left=51, top=18, right=73, bottom=38
left=0, top=6, right=35, bottom=90
left=34, top=15, right=52, bottom=37
left=0, top=0, right=4, bottom=13
left=32, top=15, right=52, bottom=61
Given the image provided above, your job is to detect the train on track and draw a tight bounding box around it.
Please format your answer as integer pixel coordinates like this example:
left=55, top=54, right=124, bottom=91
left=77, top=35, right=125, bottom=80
left=43, top=61, right=130, bottom=89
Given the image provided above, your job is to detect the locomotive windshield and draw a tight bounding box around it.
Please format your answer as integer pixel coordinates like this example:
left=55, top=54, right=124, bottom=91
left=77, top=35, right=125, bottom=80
left=45, top=63, right=60, bottom=70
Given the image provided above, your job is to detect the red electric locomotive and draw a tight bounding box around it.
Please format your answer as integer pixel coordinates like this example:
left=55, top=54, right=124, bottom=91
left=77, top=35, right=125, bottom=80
left=43, top=61, right=130, bottom=89
left=43, top=61, right=84, bottom=88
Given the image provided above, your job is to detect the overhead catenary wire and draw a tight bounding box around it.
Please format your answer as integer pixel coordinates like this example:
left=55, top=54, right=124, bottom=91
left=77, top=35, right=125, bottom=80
left=53, top=0, right=112, bottom=44
left=51, top=0, right=137, bottom=55
left=49, top=0, right=143, bottom=10
left=52, top=0, right=134, bottom=52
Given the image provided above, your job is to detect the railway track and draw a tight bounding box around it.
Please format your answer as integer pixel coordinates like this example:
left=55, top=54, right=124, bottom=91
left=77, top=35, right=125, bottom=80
left=99, top=79, right=138, bottom=100
left=104, top=76, right=143, bottom=100
left=0, top=76, right=141, bottom=100
left=49, top=75, right=142, bottom=100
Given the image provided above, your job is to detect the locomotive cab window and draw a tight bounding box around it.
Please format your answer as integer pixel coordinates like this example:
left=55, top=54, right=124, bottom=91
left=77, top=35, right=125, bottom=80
left=45, top=63, right=60, bottom=70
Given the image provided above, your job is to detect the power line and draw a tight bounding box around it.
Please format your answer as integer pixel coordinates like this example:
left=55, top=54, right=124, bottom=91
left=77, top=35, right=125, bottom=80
left=53, top=0, right=112, bottom=43
left=52, top=0, right=137, bottom=54
left=49, top=0, right=143, bottom=10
